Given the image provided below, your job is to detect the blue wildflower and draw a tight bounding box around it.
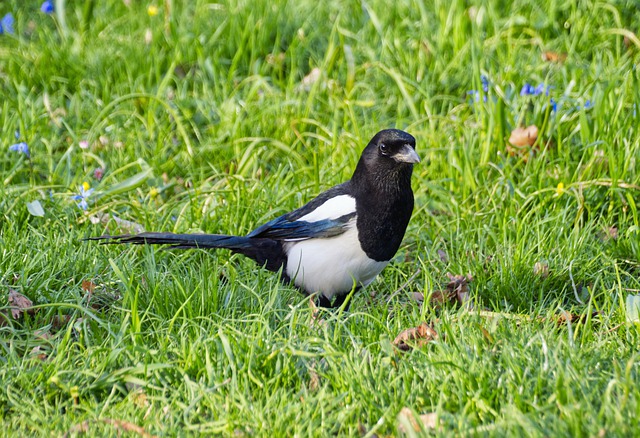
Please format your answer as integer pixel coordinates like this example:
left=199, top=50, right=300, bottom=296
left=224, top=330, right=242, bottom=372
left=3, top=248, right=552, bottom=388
left=72, top=183, right=94, bottom=211
left=9, top=142, right=30, bottom=158
left=480, top=75, right=489, bottom=93
left=41, top=1, right=54, bottom=14
left=467, top=90, right=487, bottom=103
left=575, top=100, right=594, bottom=111
left=467, top=75, right=490, bottom=104
left=535, top=83, right=551, bottom=96
left=0, top=13, right=14, bottom=35
left=521, top=82, right=551, bottom=97
left=520, top=83, right=535, bottom=96
left=550, top=98, right=558, bottom=112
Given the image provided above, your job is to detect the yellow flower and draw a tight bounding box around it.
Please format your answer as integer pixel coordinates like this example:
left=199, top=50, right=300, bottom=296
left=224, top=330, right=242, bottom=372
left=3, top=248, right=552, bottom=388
left=147, top=5, right=159, bottom=16
left=149, top=187, right=159, bottom=198
left=82, top=181, right=90, bottom=192
left=556, top=182, right=565, bottom=196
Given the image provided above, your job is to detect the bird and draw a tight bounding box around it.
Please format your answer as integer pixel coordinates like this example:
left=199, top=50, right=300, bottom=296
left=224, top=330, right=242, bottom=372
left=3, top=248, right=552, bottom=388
left=90, top=129, right=419, bottom=308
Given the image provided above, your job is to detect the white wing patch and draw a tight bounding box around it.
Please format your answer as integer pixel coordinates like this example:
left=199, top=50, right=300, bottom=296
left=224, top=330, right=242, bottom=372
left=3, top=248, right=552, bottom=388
left=284, top=220, right=389, bottom=300
left=298, top=195, right=356, bottom=222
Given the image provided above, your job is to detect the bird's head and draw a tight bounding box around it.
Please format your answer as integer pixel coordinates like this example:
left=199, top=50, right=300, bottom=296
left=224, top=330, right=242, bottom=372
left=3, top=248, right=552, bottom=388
left=368, top=129, right=419, bottom=165
left=352, top=129, right=419, bottom=191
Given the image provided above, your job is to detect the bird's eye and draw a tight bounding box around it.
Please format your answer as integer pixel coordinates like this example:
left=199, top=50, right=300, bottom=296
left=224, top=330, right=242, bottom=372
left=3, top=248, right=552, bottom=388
left=379, top=143, right=389, bottom=155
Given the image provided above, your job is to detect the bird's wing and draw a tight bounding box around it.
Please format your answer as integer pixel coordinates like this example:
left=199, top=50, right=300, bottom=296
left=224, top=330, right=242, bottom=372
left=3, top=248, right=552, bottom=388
left=248, top=189, right=357, bottom=242
left=247, top=212, right=355, bottom=241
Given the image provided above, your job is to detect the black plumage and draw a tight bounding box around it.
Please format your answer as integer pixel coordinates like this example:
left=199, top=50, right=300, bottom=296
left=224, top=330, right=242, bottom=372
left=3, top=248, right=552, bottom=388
left=90, top=129, right=419, bottom=308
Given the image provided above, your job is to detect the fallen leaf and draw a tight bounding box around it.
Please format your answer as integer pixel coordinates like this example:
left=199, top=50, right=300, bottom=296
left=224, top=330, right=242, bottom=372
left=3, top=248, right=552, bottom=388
left=299, top=67, right=321, bottom=91
left=34, top=329, right=53, bottom=340
left=397, top=407, right=438, bottom=432
left=509, top=125, right=538, bottom=147
left=26, top=200, right=45, bottom=217
left=81, top=280, right=96, bottom=294
left=7, top=289, right=34, bottom=319
left=52, top=314, right=72, bottom=330
left=445, top=272, right=473, bottom=306
left=533, top=261, right=549, bottom=278
left=29, top=346, right=48, bottom=361
left=428, top=288, right=456, bottom=306
left=393, top=322, right=438, bottom=351
left=131, top=389, right=150, bottom=409
left=600, top=226, right=618, bottom=242
left=308, top=296, right=327, bottom=328
left=541, top=51, right=567, bottom=63
left=545, top=310, right=602, bottom=326
left=626, top=294, right=640, bottom=323
left=144, top=28, right=153, bottom=45
left=437, top=249, right=448, bottom=263
left=425, top=273, right=474, bottom=307
left=308, top=366, right=320, bottom=391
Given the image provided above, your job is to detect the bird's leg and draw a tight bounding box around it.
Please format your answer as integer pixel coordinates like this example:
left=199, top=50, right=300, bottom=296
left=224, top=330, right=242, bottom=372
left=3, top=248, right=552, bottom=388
left=330, top=293, right=351, bottom=311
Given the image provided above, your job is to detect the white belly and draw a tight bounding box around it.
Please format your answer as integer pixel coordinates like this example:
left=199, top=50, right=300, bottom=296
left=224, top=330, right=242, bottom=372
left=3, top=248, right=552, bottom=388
left=284, top=224, right=389, bottom=299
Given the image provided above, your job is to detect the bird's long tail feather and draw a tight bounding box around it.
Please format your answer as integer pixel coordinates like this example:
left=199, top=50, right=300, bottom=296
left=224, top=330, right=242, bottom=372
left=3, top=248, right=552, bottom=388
left=88, top=232, right=287, bottom=272
left=88, top=232, right=253, bottom=251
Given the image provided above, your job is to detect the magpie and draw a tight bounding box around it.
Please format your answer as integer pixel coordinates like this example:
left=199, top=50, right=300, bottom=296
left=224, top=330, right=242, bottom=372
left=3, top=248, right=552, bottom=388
left=90, top=129, right=419, bottom=308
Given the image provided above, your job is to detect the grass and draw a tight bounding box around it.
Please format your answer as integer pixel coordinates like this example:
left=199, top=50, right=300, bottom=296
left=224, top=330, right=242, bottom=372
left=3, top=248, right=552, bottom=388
left=1, top=0, right=639, bottom=435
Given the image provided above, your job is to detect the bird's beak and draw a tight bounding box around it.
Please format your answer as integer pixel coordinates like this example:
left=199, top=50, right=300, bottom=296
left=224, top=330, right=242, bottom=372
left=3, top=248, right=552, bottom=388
left=394, top=144, right=421, bottom=164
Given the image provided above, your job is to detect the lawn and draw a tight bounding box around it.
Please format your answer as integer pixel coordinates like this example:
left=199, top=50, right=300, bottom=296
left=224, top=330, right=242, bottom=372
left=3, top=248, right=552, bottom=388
left=1, top=0, right=639, bottom=435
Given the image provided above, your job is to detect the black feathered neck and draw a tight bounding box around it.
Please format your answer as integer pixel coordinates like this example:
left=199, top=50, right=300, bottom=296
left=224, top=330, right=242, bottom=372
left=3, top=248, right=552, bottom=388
left=349, top=129, right=417, bottom=261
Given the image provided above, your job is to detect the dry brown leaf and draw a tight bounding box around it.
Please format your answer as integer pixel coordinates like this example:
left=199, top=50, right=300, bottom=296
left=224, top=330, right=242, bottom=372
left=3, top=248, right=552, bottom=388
left=29, top=346, right=48, bottom=361
left=81, top=280, right=96, bottom=294
left=52, top=314, right=72, bottom=331
left=308, top=366, right=320, bottom=391
left=397, top=407, right=438, bottom=432
left=533, top=261, right=549, bottom=278
left=308, top=296, right=327, bottom=328
left=34, top=329, right=53, bottom=340
left=552, top=310, right=602, bottom=326
left=393, top=322, right=438, bottom=351
left=600, top=226, right=618, bottom=242
left=541, top=51, right=567, bottom=63
left=428, top=289, right=456, bottom=306
left=446, top=273, right=473, bottom=306
left=425, top=273, right=473, bottom=307
left=509, top=125, right=538, bottom=147
left=131, top=389, right=150, bottom=409
left=7, top=289, right=34, bottom=319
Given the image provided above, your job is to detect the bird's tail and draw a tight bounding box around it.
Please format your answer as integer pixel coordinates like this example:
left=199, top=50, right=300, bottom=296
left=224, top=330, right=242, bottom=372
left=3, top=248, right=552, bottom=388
left=88, top=232, right=286, bottom=272
left=88, top=232, right=253, bottom=251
